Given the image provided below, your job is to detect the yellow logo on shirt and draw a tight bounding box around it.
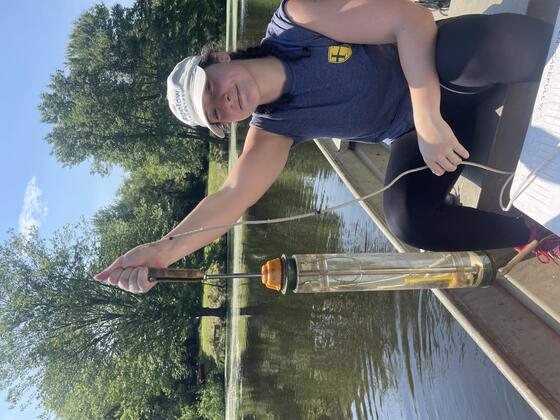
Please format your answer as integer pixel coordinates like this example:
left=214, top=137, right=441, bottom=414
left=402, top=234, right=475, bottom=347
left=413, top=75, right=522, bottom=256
left=328, top=45, right=352, bottom=63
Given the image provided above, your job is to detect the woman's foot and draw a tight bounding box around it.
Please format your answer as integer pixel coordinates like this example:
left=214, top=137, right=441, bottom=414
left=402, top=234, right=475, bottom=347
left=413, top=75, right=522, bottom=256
left=515, top=223, right=560, bottom=264
left=533, top=234, right=560, bottom=265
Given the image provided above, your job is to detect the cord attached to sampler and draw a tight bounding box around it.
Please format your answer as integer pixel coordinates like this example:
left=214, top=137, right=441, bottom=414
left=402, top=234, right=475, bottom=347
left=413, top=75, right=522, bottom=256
left=499, top=142, right=560, bottom=211
left=159, top=161, right=519, bottom=243
left=156, top=144, right=560, bottom=244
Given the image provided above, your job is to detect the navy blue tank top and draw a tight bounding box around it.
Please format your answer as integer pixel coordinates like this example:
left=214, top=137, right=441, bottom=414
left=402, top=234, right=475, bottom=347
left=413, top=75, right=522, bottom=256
left=250, top=0, right=414, bottom=147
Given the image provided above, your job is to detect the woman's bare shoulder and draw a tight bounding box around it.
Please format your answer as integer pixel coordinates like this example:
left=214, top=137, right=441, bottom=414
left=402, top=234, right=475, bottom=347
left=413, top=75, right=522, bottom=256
left=284, top=0, right=426, bottom=45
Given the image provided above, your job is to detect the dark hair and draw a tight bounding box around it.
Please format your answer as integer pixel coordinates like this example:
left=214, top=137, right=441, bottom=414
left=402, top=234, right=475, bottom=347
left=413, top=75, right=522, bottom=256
left=199, top=43, right=311, bottom=115
left=200, top=42, right=310, bottom=67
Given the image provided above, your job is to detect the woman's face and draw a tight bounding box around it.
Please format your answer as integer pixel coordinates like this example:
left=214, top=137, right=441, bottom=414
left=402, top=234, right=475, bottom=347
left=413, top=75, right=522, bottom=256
left=202, top=61, right=260, bottom=124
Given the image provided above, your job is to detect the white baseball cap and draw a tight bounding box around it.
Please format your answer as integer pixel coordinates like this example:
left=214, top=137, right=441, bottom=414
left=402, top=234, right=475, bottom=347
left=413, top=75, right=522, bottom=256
left=167, top=56, right=225, bottom=138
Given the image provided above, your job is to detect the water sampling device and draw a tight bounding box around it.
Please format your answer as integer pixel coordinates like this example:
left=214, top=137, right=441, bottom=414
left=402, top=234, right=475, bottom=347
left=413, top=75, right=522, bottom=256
left=140, top=158, right=539, bottom=293
left=147, top=251, right=495, bottom=294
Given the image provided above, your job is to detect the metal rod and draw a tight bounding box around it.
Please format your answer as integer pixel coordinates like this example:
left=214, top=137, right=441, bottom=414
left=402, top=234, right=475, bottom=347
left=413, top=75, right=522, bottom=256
left=149, top=272, right=262, bottom=283
left=205, top=273, right=262, bottom=279
left=151, top=278, right=204, bottom=283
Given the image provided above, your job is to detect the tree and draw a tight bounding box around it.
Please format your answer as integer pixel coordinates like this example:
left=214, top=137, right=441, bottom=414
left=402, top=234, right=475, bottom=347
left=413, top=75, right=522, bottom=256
left=115, top=167, right=205, bottom=222
left=0, top=225, right=204, bottom=419
left=91, top=171, right=208, bottom=272
left=39, top=0, right=226, bottom=179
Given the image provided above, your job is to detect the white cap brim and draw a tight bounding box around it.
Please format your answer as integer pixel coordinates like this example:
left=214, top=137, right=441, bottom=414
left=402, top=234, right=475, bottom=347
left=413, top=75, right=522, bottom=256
left=191, top=69, right=225, bottom=138
left=167, top=56, right=225, bottom=139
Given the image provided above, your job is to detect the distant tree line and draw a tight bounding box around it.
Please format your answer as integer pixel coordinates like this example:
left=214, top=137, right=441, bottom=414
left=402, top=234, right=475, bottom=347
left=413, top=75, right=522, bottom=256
left=0, top=0, right=227, bottom=418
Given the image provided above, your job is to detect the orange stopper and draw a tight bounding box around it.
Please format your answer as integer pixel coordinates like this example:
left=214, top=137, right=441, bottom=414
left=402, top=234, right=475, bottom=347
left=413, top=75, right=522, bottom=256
left=261, top=258, right=283, bottom=291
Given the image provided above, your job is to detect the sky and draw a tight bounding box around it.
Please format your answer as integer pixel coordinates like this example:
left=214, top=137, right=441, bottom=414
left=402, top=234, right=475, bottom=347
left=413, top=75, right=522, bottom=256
left=0, top=0, right=133, bottom=418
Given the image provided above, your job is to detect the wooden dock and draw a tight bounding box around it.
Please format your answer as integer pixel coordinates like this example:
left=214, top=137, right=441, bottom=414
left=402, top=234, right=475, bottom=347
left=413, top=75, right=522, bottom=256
left=315, top=0, right=560, bottom=417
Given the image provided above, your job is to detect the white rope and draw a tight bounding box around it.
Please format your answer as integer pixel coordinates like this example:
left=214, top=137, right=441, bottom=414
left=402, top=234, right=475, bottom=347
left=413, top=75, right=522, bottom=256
left=160, top=161, right=516, bottom=243
left=498, top=143, right=560, bottom=212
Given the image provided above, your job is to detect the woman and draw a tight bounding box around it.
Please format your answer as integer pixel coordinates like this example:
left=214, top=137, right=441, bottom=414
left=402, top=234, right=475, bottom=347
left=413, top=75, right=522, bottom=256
left=94, top=0, right=554, bottom=294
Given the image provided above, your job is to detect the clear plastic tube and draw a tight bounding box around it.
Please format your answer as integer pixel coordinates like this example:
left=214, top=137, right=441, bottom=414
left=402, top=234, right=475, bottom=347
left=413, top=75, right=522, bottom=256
left=290, top=252, right=494, bottom=293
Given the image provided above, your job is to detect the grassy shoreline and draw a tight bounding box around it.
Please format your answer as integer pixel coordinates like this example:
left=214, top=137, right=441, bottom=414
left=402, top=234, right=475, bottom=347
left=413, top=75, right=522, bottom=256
left=198, top=129, right=252, bottom=417
left=198, top=139, right=251, bottom=365
left=199, top=144, right=229, bottom=368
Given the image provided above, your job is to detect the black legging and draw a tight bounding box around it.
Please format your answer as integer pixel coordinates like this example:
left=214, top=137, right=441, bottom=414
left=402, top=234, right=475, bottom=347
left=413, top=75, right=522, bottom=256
left=384, top=13, right=553, bottom=251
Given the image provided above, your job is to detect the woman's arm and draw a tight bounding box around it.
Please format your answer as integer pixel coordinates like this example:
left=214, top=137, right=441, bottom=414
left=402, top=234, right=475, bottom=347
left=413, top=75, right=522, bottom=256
left=94, top=127, right=293, bottom=293
left=158, top=127, right=293, bottom=265
left=286, top=0, right=469, bottom=175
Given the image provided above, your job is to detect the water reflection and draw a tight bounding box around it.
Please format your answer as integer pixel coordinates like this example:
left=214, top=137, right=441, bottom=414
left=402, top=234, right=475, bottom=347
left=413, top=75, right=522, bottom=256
left=226, top=140, right=536, bottom=419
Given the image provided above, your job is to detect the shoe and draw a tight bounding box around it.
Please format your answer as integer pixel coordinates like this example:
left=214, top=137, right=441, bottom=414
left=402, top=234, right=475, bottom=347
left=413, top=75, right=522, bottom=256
left=534, top=234, right=560, bottom=265
left=515, top=224, right=560, bottom=264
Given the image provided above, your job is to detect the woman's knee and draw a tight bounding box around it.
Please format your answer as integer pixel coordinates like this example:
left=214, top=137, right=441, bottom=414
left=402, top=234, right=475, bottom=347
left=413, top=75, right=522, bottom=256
left=384, top=201, right=433, bottom=249
left=436, top=15, right=485, bottom=85
left=436, top=13, right=552, bottom=86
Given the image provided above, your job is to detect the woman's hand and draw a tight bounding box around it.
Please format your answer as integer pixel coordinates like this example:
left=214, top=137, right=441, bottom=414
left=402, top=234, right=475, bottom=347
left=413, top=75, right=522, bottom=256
left=415, top=113, right=470, bottom=176
left=93, top=242, right=169, bottom=294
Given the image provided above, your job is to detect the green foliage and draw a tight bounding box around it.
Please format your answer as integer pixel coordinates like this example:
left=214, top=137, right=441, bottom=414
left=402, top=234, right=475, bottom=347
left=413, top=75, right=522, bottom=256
left=17, top=0, right=230, bottom=416
left=178, top=404, right=200, bottom=420
left=201, top=240, right=227, bottom=273
left=208, top=142, right=228, bottom=166
left=197, top=371, right=225, bottom=420
left=117, top=167, right=205, bottom=220
left=88, top=167, right=226, bottom=418
left=39, top=0, right=226, bottom=179
left=92, top=168, right=206, bottom=271
left=0, top=224, right=205, bottom=419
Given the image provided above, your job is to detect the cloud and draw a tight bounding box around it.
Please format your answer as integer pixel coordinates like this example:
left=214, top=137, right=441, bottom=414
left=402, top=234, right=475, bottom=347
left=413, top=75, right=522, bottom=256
left=18, top=177, right=48, bottom=239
